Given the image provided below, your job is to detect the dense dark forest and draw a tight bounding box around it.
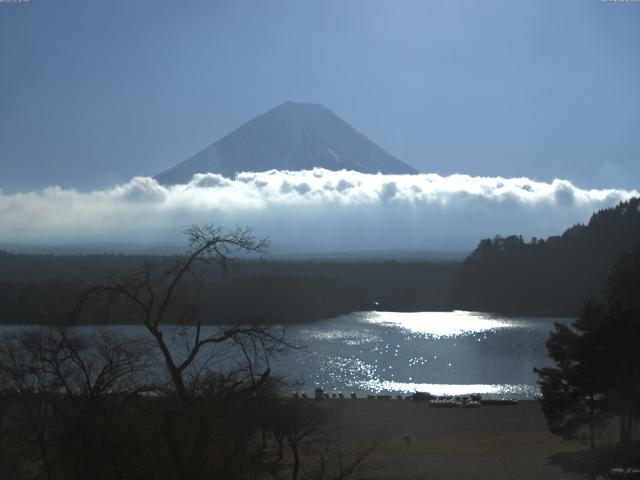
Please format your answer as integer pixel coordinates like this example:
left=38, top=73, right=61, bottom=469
left=1, top=197, right=639, bottom=324
left=0, top=253, right=455, bottom=325
left=452, top=197, right=640, bottom=315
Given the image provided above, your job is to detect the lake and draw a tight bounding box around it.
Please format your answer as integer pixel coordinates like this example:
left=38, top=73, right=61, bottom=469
left=0, top=311, right=572, bottom=399
left=281, top=311, right=570, bottom=399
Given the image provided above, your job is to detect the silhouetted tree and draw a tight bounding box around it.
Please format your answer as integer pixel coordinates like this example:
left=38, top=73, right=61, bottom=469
left=0, top=225, right=377, bottom=480
left=0, top=328, right=151, bottom=480
left=535, top=303, right=611, bottom=447
left=267, top=399, right=375, bottom=480
left=72, top=225, right=285, bottom=400
left=67, top=225, right=301, bottom=479
left=607, top=245, right=640, bottom=312
left=536, top=244, right=640, bottom=448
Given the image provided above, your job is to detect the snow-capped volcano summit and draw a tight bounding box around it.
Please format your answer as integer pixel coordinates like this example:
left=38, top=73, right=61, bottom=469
left=155, top=102, right=417, bottom=184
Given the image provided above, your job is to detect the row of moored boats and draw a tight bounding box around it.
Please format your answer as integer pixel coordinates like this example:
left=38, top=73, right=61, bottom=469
left=291, top=389, right=519, bottom=406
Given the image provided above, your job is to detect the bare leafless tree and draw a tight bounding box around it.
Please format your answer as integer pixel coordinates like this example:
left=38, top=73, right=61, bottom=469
left=1, top=225, right=373, bottom=480
left=282, top=401, right=331, bottom=480
left=310, top=430, right=377, bottom=480
left=70, top=225, right=291, bottom=400
left=267, top=400, right=376, bottom=480
left=59, top=225, right=301, bottom=480
left=0, top=328, right=152, bottom=480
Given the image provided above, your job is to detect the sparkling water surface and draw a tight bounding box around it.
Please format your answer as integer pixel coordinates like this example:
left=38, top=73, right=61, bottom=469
left=1, top=311, right=570, bottom=399
left=281, top=311, right=569, bottom=399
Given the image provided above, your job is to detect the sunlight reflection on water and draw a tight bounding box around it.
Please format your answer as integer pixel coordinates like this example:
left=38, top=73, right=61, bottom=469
left=299, top=327, right=381, bottom=345
left=0, top=311, right=568, bottom=399
left=360, top=380, right=538, bottom=397
left=361, top=310, right=518, bottom=338
left=283, top=311, right=570, bottom=399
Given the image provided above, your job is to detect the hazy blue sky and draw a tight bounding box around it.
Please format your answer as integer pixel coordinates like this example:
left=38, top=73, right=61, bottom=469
left=1, top=0, right=639, bottom=192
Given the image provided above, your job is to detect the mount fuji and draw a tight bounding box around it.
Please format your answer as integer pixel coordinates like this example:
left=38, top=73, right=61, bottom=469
left=155, top=102, right=417, bottom=184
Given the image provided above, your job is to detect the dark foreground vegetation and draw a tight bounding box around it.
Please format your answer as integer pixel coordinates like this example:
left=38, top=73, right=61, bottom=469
left=0, top=328, right=374, bottom=480
left=2, top=197, right=640, bottom=322
left=535, top=243, right=640, bottom=474
left=0, top=226, right=374, bottom=480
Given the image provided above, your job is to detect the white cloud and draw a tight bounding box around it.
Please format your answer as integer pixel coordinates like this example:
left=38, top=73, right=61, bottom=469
left=0, top=169, right=636, bottom=254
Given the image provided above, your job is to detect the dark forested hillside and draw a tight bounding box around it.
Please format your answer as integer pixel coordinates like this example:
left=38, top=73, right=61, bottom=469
left=451, top=198, right=640, bottom=315
left=0, top=254, right=455, bottom=325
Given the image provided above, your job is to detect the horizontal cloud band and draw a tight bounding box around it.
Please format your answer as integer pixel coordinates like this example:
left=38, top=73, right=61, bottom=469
left=1, top=169, right=637, bottom=254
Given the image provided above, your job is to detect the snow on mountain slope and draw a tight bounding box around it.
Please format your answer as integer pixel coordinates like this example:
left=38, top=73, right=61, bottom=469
left=155, top=102, right=417, bottom=184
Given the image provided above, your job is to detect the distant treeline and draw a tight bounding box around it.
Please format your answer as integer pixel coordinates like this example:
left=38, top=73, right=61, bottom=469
left=0, top=254, right=455, bottom=325
left=1, top=197, right=639, bottom=323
